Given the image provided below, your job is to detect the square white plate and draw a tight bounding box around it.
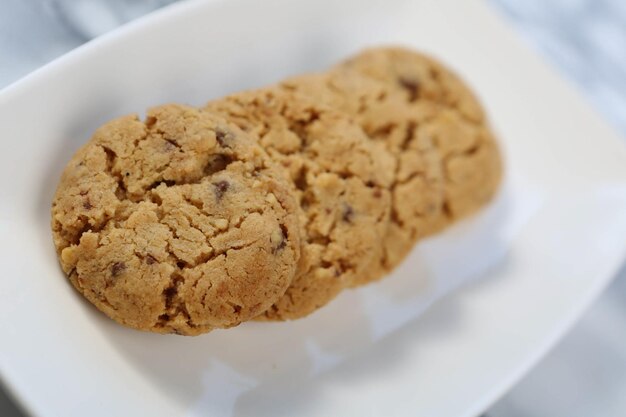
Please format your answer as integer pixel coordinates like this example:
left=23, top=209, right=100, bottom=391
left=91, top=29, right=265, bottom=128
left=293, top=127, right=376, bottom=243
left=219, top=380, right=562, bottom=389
left=1, top=0, right=626, bottom=416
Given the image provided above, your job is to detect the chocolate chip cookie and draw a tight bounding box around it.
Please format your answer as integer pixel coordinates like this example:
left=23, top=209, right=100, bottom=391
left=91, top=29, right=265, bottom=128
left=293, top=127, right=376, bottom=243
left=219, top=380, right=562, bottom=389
left=281, top=71, right=445, bottom=280
left=281, top=46, right=502, bottom=281
left=51, top=104, right=300, bottom=335
left=205, top=88, right=395, bottom=319
left=339, top=47, right=502, bottom=222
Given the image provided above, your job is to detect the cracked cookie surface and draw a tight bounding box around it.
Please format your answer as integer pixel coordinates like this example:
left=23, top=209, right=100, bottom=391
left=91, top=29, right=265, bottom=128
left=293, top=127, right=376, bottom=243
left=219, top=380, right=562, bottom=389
left=339, top=47, right=502, bottom=223
left=281, top=46, right=502, bottom=279
left=51, top=104, right=300, bottom=335
left=205, top=88, right=394, bottom=320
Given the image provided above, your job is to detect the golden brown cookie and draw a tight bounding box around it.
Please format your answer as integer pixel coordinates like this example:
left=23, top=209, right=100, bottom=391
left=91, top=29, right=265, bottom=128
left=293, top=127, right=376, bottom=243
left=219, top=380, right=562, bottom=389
left=281, top=71, right=444, bottom=280
left=51, top=104, right=300, bottom=335
left=281, top=46, right=502, bottom=281
left=339, top=47, right=501, bottom=222
left=205, top=88, right=395, bottom=319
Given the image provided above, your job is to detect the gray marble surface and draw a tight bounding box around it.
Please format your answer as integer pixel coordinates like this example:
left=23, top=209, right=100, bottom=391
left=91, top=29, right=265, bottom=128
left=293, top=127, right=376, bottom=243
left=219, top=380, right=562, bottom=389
left=1, top=0, right=625, bottom=416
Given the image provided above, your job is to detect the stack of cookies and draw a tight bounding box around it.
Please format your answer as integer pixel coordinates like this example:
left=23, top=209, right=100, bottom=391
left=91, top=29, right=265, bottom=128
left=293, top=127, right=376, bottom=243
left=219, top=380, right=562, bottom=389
left=51, top=46, right=502, bottom=335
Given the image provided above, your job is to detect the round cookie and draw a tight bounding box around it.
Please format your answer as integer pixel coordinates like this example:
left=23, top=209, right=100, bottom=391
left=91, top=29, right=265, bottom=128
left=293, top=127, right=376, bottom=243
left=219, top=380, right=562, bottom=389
left=205, top=88, right=394, bottom=320
left=338, top=46, right=502, bottom=222
left=51, top=104, right=301, bottom=335
left=281, top=46, right=502, bottom=279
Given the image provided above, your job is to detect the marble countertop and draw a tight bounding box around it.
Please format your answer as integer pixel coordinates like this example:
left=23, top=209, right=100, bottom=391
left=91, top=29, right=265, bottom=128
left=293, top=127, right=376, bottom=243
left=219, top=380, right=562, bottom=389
left=1, top=0, right=625, bottom=416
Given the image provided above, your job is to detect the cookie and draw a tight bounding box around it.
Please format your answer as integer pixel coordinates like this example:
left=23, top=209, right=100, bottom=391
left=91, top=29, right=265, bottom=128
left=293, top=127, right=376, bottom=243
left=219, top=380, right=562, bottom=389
left=281, top=46, right=502, bottom=280
left=281, top=71, right=445, bottom=280
left=205, top=88, right=394, bottom=319
left=51, top=104, right=301, bottom=335
left=338, top=47, right=502, bottom=221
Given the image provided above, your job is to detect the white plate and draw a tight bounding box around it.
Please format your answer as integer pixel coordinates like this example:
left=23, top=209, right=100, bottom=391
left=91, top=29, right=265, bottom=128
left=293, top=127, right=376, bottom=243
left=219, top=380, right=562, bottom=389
left=1, top=0, right=626, bottom=416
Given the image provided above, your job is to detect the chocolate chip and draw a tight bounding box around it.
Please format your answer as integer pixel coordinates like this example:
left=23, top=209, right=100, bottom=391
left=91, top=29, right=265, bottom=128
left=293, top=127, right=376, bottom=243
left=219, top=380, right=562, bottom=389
left=115, top=180, right=127, bottom=200
left=216, top=129, right=226, bottom=145
left=204, top=154, right=233, bottom=175
left=276, top=237, right=286, bottom=252
left=146, top=254, right=158, bottom=265
left=111, top=262, right=126, bottom=277
left=215, top=128, right=233, bottom=147
left=336, top=261, right=348, bottom=276
left=342, top=204, right=354, bottom=223
left=294, top=169, right=307, bottom=191
left=398, top=77, right=420, bottom=102
left=176, top=261, right=186, bottom=269
left=164, top=138, right=180, bottom=149
left=83, top=200, right=92, bottom=210
left=300, top=194, right=312, bottom=210
left=213, top=180, right=230, bottom=199
left=164, top=286, right=177, bottom=307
